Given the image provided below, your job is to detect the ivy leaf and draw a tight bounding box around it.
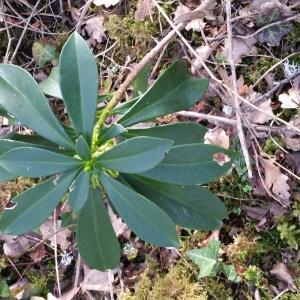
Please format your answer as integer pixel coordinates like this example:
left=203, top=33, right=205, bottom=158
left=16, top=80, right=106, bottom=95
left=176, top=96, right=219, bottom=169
left=222, top=265, right=241, bottom=283
left=187, top=239, right=220, bottom=278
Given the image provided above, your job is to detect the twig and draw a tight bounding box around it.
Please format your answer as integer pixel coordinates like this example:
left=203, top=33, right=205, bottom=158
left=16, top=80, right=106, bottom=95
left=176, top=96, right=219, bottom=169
left=272, top=288, right=289, bottom=300
left=53, top=210, right=62, bottom=299
left=175, top=111, right=237, bottom=125
left=9, top=0, right=41, bottom=63
left=76, top=0, right=94, bottom=32
left=226, top=0, right=253, bottom=178
left=74, top=253, right=81, bottom=289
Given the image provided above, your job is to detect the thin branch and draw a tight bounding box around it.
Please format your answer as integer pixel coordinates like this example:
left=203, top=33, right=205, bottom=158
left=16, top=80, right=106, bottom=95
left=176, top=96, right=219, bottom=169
left=225, top=0, right=253, bottom=178
left=76, top=0, right=94, bottom=32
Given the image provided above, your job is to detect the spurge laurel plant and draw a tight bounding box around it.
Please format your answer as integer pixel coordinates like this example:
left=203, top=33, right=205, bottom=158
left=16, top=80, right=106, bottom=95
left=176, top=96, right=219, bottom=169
left=0, top=33, right=236, bottom=270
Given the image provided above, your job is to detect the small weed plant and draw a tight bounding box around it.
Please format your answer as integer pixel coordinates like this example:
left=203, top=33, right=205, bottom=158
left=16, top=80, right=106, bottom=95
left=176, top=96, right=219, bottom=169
left=0, top=33, right=236, bottom=270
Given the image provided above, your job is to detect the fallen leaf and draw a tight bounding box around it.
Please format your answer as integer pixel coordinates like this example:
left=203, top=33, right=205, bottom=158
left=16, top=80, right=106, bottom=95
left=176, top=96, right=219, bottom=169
left=40, top=219, right=72, bottom=251
left=28, top=243, right=46, bottom=262
left=107, top=205, right=128, bottom=237
left=242, top=205, right=267, bottom=221
left=213, top=152, right=231, bottom=166
left=223, top=36, right=257, bottom=64
left=259, top=155, right=290, bottom=206
left=3, top=236, right=32, bottom=258
left=81, top=264, right=115, bottom=292
left=286, top=152, right=300, bottom=174
left=135, top=0, right=155, bottom=21
left=278, top=77, right=300, bottom=109
left=247, top=99, right=274, bottom=124
left=191, top=45, right=213, bottom=73
left=270, top=262, right=298, bottom=292
left=84, top=16, right=106, bottom=46
left=93, top=0, right=121, bottom=8
left=204, top=127, right=230, bottom=149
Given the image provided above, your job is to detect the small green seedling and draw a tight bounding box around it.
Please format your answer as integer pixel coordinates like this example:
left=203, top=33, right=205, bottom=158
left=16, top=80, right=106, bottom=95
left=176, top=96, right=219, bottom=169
left=0, top=32, right=236, bottom=270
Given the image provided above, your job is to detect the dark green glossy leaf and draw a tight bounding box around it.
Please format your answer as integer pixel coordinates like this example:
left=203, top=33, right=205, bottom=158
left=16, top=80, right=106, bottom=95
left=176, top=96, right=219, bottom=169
left=39, top=66, right=62, bottom=99
left=101, top=173, right=179, bottom=247
left=110, top=97, right=139, bottom=115
left=68, top=170, right=90, bottom=212
left=0, top=64, right=74, bottom=149
left=124, top=122, right=207, bottom=146
left=119, top=60, right=208, bottom=126
left=0, top=166, right=16, bottom=182
left=59, top=32, right=98, bottom=141
left=0, top=169, right=78, bottom=235
left=77, top=187, right=120, bottom=270
left=98, top=124, right=127, bottom=145
left=3, top=133, right=57, bottom=148
left=0, top=138, right=70, bottom=156
left=140, top=144, right=235, bottom=185
left=76, top=136, right=91, bottom=160
left=133, top=63, right=151, bottom=97
left=0, top=147, right=82, bottom=177
left=123, top=175, right=227, bottom=230
left=96, top=137, right=173, bottom=173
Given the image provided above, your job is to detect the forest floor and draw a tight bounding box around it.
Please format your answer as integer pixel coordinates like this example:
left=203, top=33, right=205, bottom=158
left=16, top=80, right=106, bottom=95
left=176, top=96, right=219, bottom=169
left=0, top=0, right=300, bottom=299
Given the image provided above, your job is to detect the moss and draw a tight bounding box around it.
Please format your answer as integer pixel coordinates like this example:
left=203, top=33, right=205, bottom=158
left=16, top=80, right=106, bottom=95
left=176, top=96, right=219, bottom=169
left=105, top=13, right=158, bottom=61
left=0, top=178, right=35, bottom=212
left=263, top=136, right=284, bottom=155
left=27, top=271, right=50, bottom=297
left=122, top=262, right=207, bottom=300
left=240, top=57, right=284, bottom=92
left=199, top=278, right=233, bottom=300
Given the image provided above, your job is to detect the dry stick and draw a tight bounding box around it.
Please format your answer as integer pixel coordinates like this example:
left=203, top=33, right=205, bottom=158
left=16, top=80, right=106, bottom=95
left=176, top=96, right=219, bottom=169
left=74, top=254, right=81, bottom=289
left=76, top=0, right=94, bottom=32
left=53, top=210, right=62, bottom=299
left=153, top=0, right=300, bottom=136
left=91, top=24, right=184, bottom=151
left=9, top=0, right=41, bottom=63
left=225, top=0, right=253, bottom=178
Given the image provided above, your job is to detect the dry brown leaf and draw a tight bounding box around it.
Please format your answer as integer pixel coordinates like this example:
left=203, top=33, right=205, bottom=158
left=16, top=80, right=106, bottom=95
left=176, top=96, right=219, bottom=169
left=84, top=16, right=106, bottom=46
left=223, top=36, right=257, bottom=64
left=40, top=219, right=72, bottom=251
left=278, top=76, right=300, bottom=109
left=135, top=0, right=155, bottom=21
left=93, top=0, right=121, bottom=7
left=28, top=243, right=46, bottom=262
left=212, top=152, right=231, bottom=167
left=191, top=45, right=213, bottom=73
left=247, top=99, right=274, bottom=124
left=259, top=155, right=290, bottom=206
left=204, top=127, right=230, bottom=149
left=46, top=287, right=80, bottom=300
left=81, top=264, right=116, bottom=292
left=69, top=7, right=80, bottom=23
left=108, top=205, right=128, bottom=237
left=270, top=262, right=298, bottom=292
left=3, top=236, right=32, bottom=258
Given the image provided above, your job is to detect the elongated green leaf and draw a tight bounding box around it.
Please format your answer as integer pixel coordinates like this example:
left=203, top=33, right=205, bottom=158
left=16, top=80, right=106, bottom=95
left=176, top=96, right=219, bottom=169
left=110, top=97, right=139, bottom=115
left=0, top=169, right=78, bottom=235
left=96, top=137, right=173, bottom=173
left=187, top=239, right=220, bottom=278
left=0, top=166, right=16, bottom=182
left=140, top=144, right=235, bottom=185
left=60, top=32, right=98, bottom=141
left=39, top=66, right=62, bottom=99
left=125, top=122, right=207, bottom=146
left=77, top=188, right=120, bottom=270
left=3, top=133, right=57, bottom=148
left=119, top=60, right=208, bottom=126
left=68, top=170, right=90, bottom=212
left=101, top=173, right=179, bottom=247
left=0, top=147, right=82, bottom=177
left=98, top=124, right=127, bottom=145
left=133, top=63, right=151, bottom=97
left=0, top=138, right=70, bottom=156
left=123, top=175, right=227, bottom=230
left=0, top=65, right=74, bottom=149
left=76, top=136, right=91, bottom=160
